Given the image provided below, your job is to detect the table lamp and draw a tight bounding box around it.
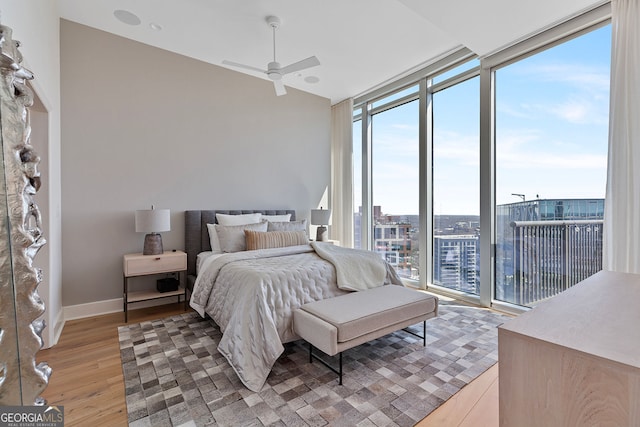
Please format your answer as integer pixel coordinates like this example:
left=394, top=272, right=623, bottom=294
left=135, top=205, right=170, bottom=255
left=311, top=207, right=332, bottom=241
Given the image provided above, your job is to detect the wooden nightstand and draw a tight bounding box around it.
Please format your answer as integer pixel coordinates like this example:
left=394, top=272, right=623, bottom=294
left=123, top=250, right=188, bottom=322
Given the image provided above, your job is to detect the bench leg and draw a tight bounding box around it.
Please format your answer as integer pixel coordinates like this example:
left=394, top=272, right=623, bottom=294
left=402, top=320, right=427, bottom=346
left=424, top=320, right=426, bottom=346
left=307, top=343, right=343, bottom=385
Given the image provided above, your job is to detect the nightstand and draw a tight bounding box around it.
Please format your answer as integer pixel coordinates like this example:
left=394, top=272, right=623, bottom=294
left=123, top=250, right=187, bottom=322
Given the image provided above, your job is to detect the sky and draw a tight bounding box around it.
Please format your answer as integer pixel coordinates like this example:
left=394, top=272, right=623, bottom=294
left=355, top=24, right=611, bottom=216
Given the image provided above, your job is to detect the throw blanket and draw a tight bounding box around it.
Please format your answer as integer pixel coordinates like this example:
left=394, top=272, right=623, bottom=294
left=311, top=241, right=400, bottom=290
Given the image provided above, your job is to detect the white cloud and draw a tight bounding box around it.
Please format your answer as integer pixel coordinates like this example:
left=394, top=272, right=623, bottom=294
left=496, top=103, right=534, bottom=119
left=372, top=133, right=418, bottom=157
left=550, top=99, right=590, bottom=123
left=496, top=129, right=607, bottom=170
left=548, top=96, right=608, bottom=125
left=433, top=130, right=479, bottom=166
left=391, top=123, right=418, bottom=131
left=531, top=63, right=610, bottom=93
left=498, top=61, right=610, bottom=126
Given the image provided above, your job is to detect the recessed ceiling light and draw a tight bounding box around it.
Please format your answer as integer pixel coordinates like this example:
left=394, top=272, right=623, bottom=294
left=304, top=76, right=320, bottom=84
left=113, top=10, right=141, bottom=26
left=149, top=22, right=163, bottom=31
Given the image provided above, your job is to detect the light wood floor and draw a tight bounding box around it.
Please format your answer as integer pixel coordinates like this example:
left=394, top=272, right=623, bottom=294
left=37, top=303, right=499, bottom=427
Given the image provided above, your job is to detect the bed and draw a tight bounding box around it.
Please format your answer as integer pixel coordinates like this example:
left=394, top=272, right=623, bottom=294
left=185, top=209, right=402, bottom=391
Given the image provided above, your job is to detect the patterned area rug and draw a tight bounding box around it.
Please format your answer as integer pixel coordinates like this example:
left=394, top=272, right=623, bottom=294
left=119, top=304, right=510, bottom=427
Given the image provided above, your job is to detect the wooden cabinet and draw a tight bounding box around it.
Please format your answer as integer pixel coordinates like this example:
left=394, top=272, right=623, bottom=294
left=498, top=270, right=640, bottom=426
left=123, top=251, right=187, bottom=322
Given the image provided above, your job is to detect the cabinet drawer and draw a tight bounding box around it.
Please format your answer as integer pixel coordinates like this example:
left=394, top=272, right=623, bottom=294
left=124, top=252, right=187, bottom=276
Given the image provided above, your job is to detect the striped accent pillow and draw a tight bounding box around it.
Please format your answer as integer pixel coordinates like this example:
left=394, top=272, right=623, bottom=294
left=245, top=230, right=309, bottom=251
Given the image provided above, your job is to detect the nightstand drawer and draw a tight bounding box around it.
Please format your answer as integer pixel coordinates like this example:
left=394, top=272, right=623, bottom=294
left=124, top=252, right=187, bottom=277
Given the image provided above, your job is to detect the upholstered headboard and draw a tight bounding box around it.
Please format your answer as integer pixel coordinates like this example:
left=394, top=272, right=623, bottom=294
left=184, top=209, right=296, bottom=280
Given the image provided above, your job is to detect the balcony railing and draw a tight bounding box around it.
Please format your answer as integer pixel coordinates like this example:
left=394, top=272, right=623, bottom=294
left=510, top=219, right=603, bottom=306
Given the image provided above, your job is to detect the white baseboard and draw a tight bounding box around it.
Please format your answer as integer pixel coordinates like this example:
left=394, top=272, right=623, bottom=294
left=63, top=296, right=184, bottom=321
left=40, top=308, right=66, bottom=349
left=52, top=309, right=65, bottom=344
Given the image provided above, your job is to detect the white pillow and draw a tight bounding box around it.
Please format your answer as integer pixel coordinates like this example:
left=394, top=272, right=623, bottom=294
left=206, top=223, right=223, bottom=254
left=207, top=213, right=264, bottom=253
left=215, top=222, right=269, bottom=253
left=262, top=213, right=291, bottom=222
left=267, top=219, right=308, bottom=234
left=216, top=212, right=262, bottom=226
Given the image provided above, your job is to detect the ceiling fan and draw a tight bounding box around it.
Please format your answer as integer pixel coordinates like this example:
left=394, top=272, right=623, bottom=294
left=222, top=16, right=320, bottom=96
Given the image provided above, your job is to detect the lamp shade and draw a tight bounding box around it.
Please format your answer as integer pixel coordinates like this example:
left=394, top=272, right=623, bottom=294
left=135, top=208, right=170, bottom=233
left=310, top=208, right=332, bottom=226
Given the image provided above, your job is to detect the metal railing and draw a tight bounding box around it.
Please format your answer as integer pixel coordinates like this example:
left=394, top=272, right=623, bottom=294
left=510, top=220, right=603, bottom=306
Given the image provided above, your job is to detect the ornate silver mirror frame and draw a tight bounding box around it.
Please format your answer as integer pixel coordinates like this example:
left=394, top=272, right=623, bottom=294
left=0, top=24, right=50, bottom=405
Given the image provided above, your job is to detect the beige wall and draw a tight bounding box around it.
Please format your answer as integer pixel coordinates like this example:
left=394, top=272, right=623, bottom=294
left=60, top=20, right=331, bottom=307
left=1, top=1, right=63, bottom=347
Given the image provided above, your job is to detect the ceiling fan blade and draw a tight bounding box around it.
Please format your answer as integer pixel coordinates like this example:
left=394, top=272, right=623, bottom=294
left=222, top=60, right=266, bottom=74
left=279, top=56, right=320, bottom=75
left=273, top=80, right=287, bottom=96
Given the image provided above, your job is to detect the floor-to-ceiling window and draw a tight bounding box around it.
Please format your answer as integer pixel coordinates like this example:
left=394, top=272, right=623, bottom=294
left=351, top=5, right=610, bottom=308
left=494, top=24, right=610, bottom=307
left=432, top=74, right=480, bottom=295
left=370, top=89, right=419, bottom=280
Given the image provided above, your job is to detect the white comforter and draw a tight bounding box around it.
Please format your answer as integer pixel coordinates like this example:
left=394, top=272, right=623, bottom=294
left=190, top=244, right=402, bottom=391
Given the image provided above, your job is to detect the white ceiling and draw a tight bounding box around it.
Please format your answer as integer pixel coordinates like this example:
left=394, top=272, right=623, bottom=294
left=58, top=0, right=606, bottom=104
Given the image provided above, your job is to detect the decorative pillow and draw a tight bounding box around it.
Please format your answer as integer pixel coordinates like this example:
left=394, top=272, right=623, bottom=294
left=245, top=230, right=309, bottom=251
left=267, top=219, right=308, bottom=233
left=215, top=221, right=268, bottom=253
left=216, top=212, right=262, bottom=226
left=206, top=223, right=223, bottom=254
left=262, top=213, right=292, bottom=222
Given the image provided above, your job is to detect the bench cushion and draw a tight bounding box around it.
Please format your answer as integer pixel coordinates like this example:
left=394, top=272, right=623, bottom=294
left=298, top=285, right=437, bottom=343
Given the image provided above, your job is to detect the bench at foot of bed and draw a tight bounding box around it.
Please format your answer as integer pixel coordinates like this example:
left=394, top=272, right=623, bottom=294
left=293, top=285, right=438, bottom=384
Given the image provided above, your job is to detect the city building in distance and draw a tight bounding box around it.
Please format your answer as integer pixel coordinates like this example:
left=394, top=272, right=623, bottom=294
left=355, top=198, right=603, bottom=307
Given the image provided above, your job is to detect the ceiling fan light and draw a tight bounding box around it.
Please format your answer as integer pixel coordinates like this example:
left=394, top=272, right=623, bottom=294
left=267, top=61, right=282, bottom=80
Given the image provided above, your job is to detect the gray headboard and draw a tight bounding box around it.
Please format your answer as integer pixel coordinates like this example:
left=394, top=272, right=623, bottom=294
left=184, top=209, right=296, bottom=279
